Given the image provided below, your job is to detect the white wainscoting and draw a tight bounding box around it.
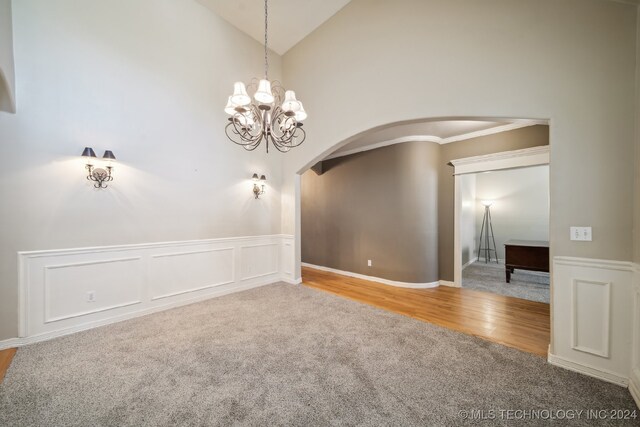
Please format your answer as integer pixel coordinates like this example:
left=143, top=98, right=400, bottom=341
left=630, top=263, right=640, bottom=407
left=549, top=256, right=634, bottom=387
left=6, top=234, right=295, bottom=349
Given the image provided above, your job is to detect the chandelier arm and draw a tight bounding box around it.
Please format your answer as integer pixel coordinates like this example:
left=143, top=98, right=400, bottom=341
left=225, top=122, right=263, bottom=148
left=267, top=132, right=293, bottom=153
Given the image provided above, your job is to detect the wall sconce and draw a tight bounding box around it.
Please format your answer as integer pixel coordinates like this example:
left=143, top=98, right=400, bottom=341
left=82, top=147, right=116, bottom=189
left=252, top=173, right=266, bottom=198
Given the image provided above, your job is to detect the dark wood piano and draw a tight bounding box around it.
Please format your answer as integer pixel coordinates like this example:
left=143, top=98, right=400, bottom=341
left=504, top=240, right=549, bottom=283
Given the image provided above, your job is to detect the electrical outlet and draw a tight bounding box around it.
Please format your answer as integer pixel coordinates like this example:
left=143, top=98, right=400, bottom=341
left=570, top=227, right=592, bottom=241
left=367, top=259, right=372, bottom=267
left=87, top=291, right=96, bottom=302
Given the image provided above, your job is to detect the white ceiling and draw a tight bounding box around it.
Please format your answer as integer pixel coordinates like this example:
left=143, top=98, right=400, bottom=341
left=197, top=0, right=353, bottom=55
left=326, top=119, right=547, bottom=160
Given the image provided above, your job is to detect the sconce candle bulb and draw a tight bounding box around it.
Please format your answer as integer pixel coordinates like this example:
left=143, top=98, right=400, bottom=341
left=82, top=147, right=116, bottom=189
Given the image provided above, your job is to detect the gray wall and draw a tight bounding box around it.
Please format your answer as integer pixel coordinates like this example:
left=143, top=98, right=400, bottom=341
left=474, top=165, right=550, bottom=261
left=302, top=126, right=549, bottom=283
left=438, top=125, right=549, bottom=280
left=301, top=141, right=440, bottom=283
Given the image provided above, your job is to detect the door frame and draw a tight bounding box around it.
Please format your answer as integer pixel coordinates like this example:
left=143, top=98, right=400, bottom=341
left=451, top=145, right=550, bottom=287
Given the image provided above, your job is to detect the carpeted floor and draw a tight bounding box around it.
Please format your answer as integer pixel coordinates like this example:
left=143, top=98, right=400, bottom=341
left=1, top=283, right=635, bottom=426
left=463, top=261, right=550, bottom=303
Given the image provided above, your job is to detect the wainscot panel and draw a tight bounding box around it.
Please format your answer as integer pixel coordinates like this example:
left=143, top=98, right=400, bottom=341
left=550, top=257, right=634, bottom=387
left=13, top=235, right=293, bottom=345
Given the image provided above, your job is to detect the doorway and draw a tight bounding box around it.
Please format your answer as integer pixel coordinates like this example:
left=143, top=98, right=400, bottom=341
left=453, top=146, right=551, bottom=304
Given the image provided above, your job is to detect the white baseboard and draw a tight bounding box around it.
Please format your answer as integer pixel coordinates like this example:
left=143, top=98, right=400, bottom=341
left=282, top=277, right=302, bottom=285
left=301, top=263, right=439, bottom=289
left=630, top=368, right=640, bottom=409
left=462, top=257, right=477, bottom=270
left=439, top=280, right=458, bottom=288
left=548, top=352, right=628, bottom=387
left=476, top=257, right=504, bottom=264
left=0, top=338, right=22, bottom=351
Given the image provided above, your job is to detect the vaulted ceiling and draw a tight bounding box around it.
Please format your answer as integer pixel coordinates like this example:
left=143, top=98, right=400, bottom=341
left=196, top=0, right=352, bottom=55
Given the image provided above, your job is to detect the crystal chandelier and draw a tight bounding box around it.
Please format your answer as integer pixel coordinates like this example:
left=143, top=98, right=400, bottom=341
left=224, top=0, right=307, bottom=153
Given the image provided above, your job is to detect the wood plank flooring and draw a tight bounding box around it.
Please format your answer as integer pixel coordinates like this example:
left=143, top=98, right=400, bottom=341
left=302, top=267, right=550, bottom=356
left=0, top=348, right=17, bottom=383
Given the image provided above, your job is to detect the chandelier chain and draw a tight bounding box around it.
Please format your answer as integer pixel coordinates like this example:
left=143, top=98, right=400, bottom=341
left=264, top=0, right=268, bottom=78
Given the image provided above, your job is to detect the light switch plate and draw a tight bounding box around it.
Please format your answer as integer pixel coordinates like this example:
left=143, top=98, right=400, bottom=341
left=570, top=226, right=592, bottom=241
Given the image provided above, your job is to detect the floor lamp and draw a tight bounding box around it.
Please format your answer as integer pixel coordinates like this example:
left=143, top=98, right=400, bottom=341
left=478, top=200, right=498, bottom=263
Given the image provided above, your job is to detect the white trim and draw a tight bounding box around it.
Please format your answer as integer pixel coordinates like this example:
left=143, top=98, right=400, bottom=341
left=324, top=121, right=545, bottom=160
left=630, top=368, right=640, bottom=409
left=462, top=257, right=478, bottom=270
left=548, top=352, right=628, bottom=387
left=0, top=338, right=21, bottom=351
left=0, top=280, right=271, bottom=351
left=325, top=135, right=441, bottom=160
left=301, top=263, right=439, bottom=289
left=17, top=234, right=294, bottom=258
left=439, top=280, right=458, bottom=288
left=281, top=277, right=302, bottom=285
left=451, top=146, right=550, bottom=175
left=475, top=257, right=504, bottom=264
left=554, top=256, right=635, bottom=272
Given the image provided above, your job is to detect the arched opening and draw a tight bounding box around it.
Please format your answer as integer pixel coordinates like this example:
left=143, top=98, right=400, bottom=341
left=295, top=116, right=551, bottom=355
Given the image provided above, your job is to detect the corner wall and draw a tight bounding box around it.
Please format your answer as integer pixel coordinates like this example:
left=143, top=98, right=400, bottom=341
left=282, top=0, right=637, bottom=386
left=0, top=0, right=284, bottom=340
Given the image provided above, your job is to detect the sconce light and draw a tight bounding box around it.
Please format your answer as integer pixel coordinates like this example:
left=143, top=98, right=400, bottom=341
left=82, top=147, right=116, bottom=189
left=252, top=173, right=266, bottom=198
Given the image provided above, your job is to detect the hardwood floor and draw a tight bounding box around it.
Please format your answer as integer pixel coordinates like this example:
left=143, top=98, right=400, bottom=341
left=302, top=267, right=550, bottom=356
left=0, top=348, right=17, bottom=383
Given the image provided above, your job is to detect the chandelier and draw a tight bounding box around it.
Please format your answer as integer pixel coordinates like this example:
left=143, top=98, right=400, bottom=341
left=224, top=0, right=307, bottom=153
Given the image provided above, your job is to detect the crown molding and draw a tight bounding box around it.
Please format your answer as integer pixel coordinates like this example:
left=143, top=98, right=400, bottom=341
left=324, top=120, right=546, bottom=161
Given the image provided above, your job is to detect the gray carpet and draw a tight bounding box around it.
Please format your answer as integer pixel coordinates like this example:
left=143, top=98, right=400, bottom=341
left=1, top=283, right=636, bottom=426
left=463, top=261, right=550, bottom=303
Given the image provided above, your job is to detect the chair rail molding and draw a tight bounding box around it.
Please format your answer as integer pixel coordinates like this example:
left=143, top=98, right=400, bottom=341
left=0, top=234, right=296, bottom=350
left=549, top=256, right=634, bottom=388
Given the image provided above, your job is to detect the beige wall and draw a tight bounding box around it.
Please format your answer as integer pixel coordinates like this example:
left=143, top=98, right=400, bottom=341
left=0, top=0, right=284, bottom=340
left=438, top=125, right=549, bottom=280
left=281, top=0, right=637, bottom=282
left=301, top=141, right=440, bottom=283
